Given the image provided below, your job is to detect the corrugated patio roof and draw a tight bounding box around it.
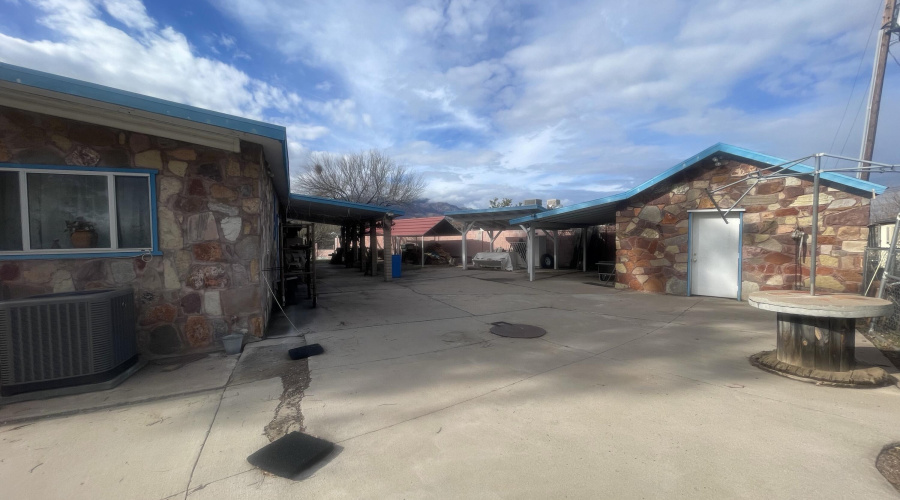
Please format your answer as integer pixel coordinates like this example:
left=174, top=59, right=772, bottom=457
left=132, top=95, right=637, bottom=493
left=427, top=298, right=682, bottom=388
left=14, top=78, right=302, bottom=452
left=444, top=204, right=545, bottom=231
left=510, top=143, right=887, bottom=228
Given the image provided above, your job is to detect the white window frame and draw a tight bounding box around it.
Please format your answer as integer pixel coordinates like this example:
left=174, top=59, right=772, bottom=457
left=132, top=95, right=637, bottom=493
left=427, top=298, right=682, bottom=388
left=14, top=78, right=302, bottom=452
left=0, top=164, right=161, bottom=259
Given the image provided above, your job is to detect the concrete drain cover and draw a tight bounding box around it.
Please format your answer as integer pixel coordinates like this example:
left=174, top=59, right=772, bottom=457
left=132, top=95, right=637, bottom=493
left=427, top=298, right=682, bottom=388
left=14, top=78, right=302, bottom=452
left=877, top=443, right=900, bottom=492
left=490, top=321, right=546, bottom=338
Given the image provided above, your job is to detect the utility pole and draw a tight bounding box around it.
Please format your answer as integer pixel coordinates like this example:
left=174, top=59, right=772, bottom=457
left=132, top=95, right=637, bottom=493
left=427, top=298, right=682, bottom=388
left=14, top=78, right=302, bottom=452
left=858, top=0, right=899, bottom=180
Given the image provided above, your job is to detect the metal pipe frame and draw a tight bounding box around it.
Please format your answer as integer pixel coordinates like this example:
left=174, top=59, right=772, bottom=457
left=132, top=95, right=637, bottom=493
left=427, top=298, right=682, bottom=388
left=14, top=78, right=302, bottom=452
left=809, top=155, right=821, bottom=296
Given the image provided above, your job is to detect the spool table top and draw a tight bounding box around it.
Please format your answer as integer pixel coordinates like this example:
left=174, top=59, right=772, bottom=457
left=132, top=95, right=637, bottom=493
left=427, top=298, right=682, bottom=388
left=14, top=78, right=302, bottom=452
left=748, top=290, right=893, bottom=318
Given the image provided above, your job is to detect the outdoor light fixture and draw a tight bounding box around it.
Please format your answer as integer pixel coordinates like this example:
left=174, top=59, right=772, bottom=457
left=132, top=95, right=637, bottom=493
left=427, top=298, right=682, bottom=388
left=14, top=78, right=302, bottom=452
left=712, top=156, right=722, bottom=167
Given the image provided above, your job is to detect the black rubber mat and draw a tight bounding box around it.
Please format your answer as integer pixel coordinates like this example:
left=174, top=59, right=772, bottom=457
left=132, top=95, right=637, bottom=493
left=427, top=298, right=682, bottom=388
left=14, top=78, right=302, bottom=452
left=247, top=432, right=335, bottom=479
left=489, top=321, right=547, bottom=338
left=288, top=343, right=325, bottom=360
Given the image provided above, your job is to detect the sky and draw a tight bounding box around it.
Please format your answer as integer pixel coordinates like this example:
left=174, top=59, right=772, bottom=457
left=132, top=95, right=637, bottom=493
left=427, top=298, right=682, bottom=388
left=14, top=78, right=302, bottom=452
left=0, top=0, right=898, bottom=208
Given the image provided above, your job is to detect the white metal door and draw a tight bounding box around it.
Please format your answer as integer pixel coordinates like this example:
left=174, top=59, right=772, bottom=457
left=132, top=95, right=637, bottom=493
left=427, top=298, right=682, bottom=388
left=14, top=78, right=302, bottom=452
left=690, top=212, right=741, bottom=299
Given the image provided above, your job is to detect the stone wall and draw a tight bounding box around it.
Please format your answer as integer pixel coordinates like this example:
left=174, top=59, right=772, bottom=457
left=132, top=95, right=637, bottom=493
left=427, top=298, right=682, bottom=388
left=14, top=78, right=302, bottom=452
left=0, top=106, right=278, bottom=355
left=615, top=158, right=871, bottom=298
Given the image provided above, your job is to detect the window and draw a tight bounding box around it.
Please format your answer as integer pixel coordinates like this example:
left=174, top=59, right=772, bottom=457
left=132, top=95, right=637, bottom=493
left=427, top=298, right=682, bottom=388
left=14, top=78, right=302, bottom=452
left=0, top=165, right=158, bottom=257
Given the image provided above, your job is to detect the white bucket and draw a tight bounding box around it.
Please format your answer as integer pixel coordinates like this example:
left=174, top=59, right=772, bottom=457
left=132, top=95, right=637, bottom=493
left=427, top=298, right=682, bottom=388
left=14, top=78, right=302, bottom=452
left=222, top=333, right=243, bottom=355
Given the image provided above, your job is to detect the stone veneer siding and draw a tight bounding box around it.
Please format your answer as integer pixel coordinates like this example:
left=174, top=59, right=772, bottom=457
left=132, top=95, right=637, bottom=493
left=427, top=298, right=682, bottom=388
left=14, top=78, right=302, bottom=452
left=0, top=106, right=277, bottom=355
left=614, top=158, right=871, bottom=299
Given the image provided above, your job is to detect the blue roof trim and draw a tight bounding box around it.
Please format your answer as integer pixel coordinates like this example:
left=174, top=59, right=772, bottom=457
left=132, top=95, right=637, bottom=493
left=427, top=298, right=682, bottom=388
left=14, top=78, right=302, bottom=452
left=444, top=204, right=545, bottom=216
left=0, top=63, right=287, bottom=141
left=289, top=193, right=405, bottom=216
left=0, top=62, right=291, bottom=203
left=510, top=143, right=886, bottom=224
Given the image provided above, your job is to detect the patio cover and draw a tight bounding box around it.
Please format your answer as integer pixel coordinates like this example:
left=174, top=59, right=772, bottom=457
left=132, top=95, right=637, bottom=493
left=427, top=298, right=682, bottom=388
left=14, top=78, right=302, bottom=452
left=444, top=204, right=545, bottom=272
left=287, top=194, right=404, bottom=225
left=444, top=204, right=545, bottom=231
left=371, top=216, right=461, bottom=268
left=286, top=194, right=405, bottom=282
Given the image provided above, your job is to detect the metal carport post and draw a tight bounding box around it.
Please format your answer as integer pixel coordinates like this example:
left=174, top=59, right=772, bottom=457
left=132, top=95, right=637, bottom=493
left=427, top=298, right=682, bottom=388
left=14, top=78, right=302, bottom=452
left=461, top=221, right=476, bottom=270
left=518, top=224, right=535, bottom=282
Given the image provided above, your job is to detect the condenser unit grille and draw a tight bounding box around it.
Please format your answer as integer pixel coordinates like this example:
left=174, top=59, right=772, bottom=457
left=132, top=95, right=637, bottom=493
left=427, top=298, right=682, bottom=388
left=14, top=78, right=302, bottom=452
left=0, top=288, right=137, bottom=396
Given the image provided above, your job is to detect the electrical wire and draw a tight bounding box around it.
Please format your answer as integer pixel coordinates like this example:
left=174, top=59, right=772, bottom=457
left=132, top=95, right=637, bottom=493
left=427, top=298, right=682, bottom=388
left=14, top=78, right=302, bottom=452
left=827, top=0, right=884, bottom=166
left=261, top=273, right=304, bottom=336
left=891, top=48, right=900, bottom=68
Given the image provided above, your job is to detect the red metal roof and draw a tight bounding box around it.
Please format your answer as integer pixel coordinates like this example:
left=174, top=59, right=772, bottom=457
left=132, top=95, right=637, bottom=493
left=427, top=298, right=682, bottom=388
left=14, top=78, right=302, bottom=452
left=374, top=216, right=460, bottom=237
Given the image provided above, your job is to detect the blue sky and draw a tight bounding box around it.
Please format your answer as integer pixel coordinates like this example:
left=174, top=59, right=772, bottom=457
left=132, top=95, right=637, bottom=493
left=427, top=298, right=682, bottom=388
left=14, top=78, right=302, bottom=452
left=1, top=0, right=897, bottom=207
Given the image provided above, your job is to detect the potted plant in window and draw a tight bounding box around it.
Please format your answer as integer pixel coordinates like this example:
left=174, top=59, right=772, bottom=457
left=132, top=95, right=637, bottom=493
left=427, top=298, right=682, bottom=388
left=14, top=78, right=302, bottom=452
left=65, top=218, right=97, bottom=248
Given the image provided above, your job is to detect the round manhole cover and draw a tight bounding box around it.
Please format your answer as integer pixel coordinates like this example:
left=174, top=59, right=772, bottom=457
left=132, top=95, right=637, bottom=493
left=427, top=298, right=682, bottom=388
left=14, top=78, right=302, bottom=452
left=877, top=443, right=900, bottom=492
left=489, top=321, right=546, bottom=338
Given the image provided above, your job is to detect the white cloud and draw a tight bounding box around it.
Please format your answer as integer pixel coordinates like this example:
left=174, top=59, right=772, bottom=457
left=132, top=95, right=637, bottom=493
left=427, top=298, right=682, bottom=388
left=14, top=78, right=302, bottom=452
left=4, top=0, right=895, bottom=208
left=403, top=1, right=442, bottom=34
left=0, top=0, right=338, bottom=163
left=100, top=0, right=155, bottom=31
left=218, top=33, right=236, bottom=48
left=287, top=123, right=330, bottom=141
left=2, top=0, right=297, bottom=120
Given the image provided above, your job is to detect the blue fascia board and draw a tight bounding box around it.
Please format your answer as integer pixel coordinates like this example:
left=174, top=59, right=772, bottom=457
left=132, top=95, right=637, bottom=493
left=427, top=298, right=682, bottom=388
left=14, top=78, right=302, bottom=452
left=280, top=143, right=290, bottom=200
left=714, top=143, right=885, bottom=194
left=511, top=143, right=887, bottom=225
left=444, top=204, right=545, bottom=216
left=288, top=193, right=406, bottom=216
left=0, top=62, right=288, bottom=142
left=510, top=195, right=628, bottom=224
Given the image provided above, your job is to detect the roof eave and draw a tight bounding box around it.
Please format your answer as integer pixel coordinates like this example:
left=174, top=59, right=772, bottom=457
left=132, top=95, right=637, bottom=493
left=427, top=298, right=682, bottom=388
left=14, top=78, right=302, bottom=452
left=514, top=143, right=887, bottom=226
left=0, top=62, right=292, bottom=201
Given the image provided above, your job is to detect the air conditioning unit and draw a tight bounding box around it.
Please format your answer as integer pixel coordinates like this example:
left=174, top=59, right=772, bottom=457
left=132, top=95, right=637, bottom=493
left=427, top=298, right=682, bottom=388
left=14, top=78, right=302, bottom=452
left=0, top=288, right=138, bottom=397
left=547, top=199, right=562, bottom=209
left=523, top=199, right=542, bottom=207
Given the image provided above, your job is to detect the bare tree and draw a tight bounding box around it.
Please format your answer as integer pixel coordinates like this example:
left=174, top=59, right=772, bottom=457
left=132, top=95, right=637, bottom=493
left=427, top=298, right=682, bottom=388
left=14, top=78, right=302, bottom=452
left=488, top=197, right=523, bottom=208
left=292, top=150, right=425, bottom=207
left=314, top=224, right=340, bottom=249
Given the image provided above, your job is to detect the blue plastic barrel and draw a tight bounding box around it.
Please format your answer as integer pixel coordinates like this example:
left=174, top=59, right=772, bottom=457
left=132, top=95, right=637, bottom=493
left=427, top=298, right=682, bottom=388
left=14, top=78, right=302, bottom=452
left=391, top=254, right=402, bottom=278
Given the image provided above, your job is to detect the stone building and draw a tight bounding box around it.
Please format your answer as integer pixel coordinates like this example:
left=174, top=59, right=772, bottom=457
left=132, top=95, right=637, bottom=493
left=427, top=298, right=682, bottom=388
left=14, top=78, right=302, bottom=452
left=511, top=144, right=886, bottom=299
left=0, top=63, right=290, bottom=355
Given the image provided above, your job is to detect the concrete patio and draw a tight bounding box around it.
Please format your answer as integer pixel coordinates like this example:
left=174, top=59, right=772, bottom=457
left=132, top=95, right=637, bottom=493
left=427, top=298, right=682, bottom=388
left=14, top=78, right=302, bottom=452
left=2, top=264, right=900, bottom=499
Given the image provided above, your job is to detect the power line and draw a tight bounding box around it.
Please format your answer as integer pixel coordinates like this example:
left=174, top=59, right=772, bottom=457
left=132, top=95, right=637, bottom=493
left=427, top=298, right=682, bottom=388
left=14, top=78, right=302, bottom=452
left=827, top=0, right=883, bottom=162
left=833, top=1, right=886, bottom=162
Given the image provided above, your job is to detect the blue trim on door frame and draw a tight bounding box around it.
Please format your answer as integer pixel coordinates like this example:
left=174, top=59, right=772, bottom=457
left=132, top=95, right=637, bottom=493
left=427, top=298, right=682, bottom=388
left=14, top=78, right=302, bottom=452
left=686, top=211, right=743, bottom=300
left=686, top=212, right=693, bottom=297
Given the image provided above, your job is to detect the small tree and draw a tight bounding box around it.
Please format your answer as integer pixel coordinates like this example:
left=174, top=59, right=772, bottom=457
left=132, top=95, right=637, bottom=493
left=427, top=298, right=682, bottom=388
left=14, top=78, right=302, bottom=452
left=489, top=197, right=513, bottom=208
left=315, top=224, right=340, bottom=249
left=293, top=150, right=425, bottom=207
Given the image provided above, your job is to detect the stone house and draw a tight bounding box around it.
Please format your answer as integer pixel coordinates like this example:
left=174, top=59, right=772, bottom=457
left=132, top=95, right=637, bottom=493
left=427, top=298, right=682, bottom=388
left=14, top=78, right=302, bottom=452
left=511, top=144, right=886, bottom=299
left=0, top=63, right=290, bottom=355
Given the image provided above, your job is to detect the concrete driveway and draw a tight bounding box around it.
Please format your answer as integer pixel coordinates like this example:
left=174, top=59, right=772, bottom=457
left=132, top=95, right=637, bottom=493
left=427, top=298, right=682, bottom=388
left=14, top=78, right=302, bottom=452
left=2, top=264, right=900, bottom=499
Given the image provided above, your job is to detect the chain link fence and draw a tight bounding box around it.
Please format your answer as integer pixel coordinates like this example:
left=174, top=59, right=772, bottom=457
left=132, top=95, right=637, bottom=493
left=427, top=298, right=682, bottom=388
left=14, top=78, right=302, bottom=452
left=864, top=247, right=900, bottom=334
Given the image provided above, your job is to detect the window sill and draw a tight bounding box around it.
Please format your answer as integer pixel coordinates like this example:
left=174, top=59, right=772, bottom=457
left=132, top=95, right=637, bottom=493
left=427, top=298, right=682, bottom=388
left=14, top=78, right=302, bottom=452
left=0, top=250, right=163, bottom=260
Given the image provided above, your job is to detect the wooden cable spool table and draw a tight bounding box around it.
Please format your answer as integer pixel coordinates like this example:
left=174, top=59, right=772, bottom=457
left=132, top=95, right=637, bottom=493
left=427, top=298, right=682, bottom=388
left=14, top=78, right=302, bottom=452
left=748, top=290, right=892, bottom=372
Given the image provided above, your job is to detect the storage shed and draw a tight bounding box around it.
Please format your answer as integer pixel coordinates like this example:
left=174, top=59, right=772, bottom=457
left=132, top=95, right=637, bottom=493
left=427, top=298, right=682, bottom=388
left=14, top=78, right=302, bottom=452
left=512, top=144, right=887, bottom=299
